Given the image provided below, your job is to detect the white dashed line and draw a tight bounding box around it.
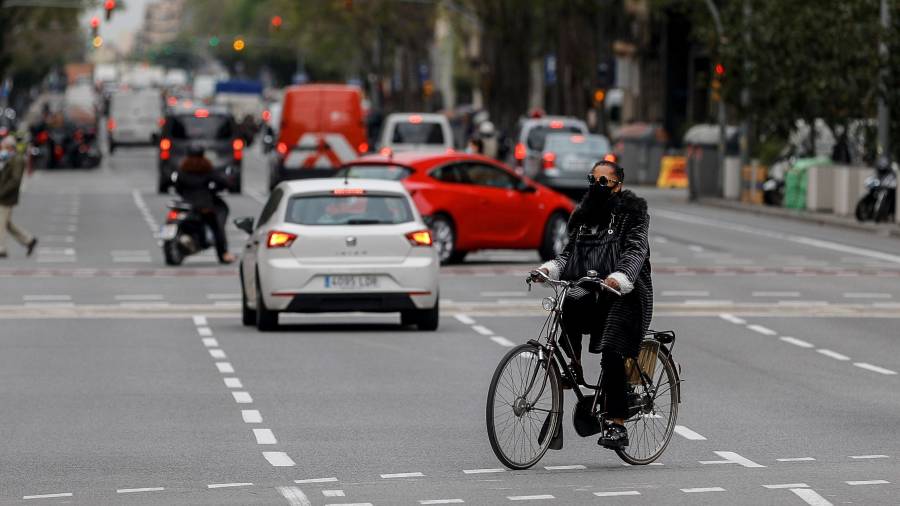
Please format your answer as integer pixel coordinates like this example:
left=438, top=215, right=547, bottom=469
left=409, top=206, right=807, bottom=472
left=681, top=487, right=725, bottom=493
left=117, top=487, right=164, bottom=494
left=747, top=324, right=777, bottom=336
left=224, top=377, right=243, bottom=388
left=849, top=455, right=890, bottom=459
left=242, top=410, right=262, bottom=423
left=381, top=472, right=425, bottom=479
left=202, top=338, right=219, bottom=347
left=206, top=293, right=241, bottom=300
left=471, top=325, right=494, bottom=336
left=462, top=468, right=504, bottom=474
left=420, top=500, right=464, bottom=505
left=193, top=315, right=208, bottom=326
left=276, top=485, right=310, bottom=505
left=853, top=363, right=897, bottom=375
left=207, top=482, right=253, bottom=489
left=197, top=327, right=213, bottom=336
left=508, top=495, right=555, bottom=501
left=454, top=314, right=475, bottom=325
left=780, top=337, right=815, bottom=348
left=216, top=362, right=235, bottom=373
left=264, top=452, right=296, bottom=467
left=846, top=480, right=889, bottom=485
left=594, top=491, right=640, bottom=497
left=209, top=349, right=227, bottom=359
left=544, top=465, right=586, bottom=470
left=700, top=451, right=765, bottom=468
left=490, top=336, right=516, bottom=347
left=661, top=290, right=710, bottom=297
left=23, top=493, right=73, bottom=500
left=719, top=313, right=746, bottom=325
left=763, top=483, right=809, bottom=489
left=817, top=349, right=850, bottom=361
left=843, top=292, right=891, bottom=299
left=323, top=490, right=345, bottom=497
left=777, top=457, right=816, bottom=462
left=23, top=294, right=72, bottom=301
left=114, top=294, right=164, bottom=301
left=295, top=477, right=338, bottom=484
left=790, top=488, right=833, bottom=506
left=233, top=391, right=253, bottom=403
left=253, top=428, right=277, bottom=444
left=752, top=291, right=800, bottom=297
left=674, top=425, right=707, bottom=440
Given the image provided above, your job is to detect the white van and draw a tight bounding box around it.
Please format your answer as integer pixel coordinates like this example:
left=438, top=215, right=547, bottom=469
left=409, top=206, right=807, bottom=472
left=107, top=89, right=162, bottom=151
left=379, top=113, right=454, bottom=153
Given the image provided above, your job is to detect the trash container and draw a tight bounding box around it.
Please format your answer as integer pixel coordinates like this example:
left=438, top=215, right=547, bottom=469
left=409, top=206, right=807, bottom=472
left=614, top=123, right=668, bottom=185
left=783, top=157, right=831, bottom=210
left=683, top=124, right=739, bottom=200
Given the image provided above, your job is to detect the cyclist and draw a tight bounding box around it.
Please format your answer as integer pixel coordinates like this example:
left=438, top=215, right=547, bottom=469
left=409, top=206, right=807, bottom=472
left=533, top=159, right=652, bottom=449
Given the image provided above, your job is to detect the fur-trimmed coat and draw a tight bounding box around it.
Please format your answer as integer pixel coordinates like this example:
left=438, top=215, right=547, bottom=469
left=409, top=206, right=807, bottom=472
left=541, top=190, right=653, bottom=357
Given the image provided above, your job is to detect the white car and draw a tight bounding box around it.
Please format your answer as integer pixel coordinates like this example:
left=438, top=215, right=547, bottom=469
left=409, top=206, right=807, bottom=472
left=379, top=112, right=454, bottom=153
left=236, top=178, right=440, bottom=331
left=107, top=89, right=162, bottom=151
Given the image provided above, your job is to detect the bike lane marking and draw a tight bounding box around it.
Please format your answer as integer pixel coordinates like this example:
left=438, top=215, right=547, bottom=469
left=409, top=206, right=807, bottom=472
left=845, top=480, right=890, bottom=485
left=277, top=486, right=311, bottom=506
left=23, top=493, right=73, bottom=500
left=680, top=487, right=725, bottom=493
left=594, top=491, right=640, bottom=497
left=700, top=451, right=765, bottom=468
left=507, top=495, right=555, bottom=501
left=674, top=425, right=707, bottom=440
left=789, top=488, right=833, bottom=506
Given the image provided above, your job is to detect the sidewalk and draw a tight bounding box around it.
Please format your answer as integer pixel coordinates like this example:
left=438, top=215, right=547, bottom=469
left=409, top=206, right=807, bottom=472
left=697, top=197, right=900, bottom=239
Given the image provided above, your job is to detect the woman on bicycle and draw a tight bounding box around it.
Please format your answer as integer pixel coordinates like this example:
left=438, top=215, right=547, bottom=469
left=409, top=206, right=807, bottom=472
left=535, top=159, right=652, bottom=450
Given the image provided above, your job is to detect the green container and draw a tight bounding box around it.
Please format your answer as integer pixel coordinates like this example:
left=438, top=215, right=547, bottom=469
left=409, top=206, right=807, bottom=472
left=783, top=157, right=832, bottom=209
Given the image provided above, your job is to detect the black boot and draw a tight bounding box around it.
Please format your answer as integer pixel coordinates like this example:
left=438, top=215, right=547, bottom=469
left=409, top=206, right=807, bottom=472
left=598, top=423, right=629, bottom=449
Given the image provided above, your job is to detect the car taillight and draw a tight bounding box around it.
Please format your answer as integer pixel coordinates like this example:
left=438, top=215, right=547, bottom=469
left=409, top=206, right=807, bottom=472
left=262, top=110, right=271, bottom=122
left=159, top=138, right=172, bottom=151
left=603, top=153, right=617, bottom=163
left=194, top=108, right=209, bottom=118
left=233, top=138, right=244, bottom=161
left=166, top=210, right=180, bottom=222
left=358, top=142, right=369, bottom=154
left=276, top=142, right=288, bottom=156
left=409, top=114, right=423, bottom=124
left=160, top=150, right=170, bottom=161
left=166, top=96, right=178, bottom=107
left=158, top=117, right=166, bottom=128
left=36, top=131, right=49, bottom=144
left=107, top=119, right=116, bottom=130
left=514, top=143, right=526, bottom=162
left=542, top=152, right=556, bottom=170
left=379, top=147, right=392, bottom=157
left=549, top=120, right=564, bottom=129
left=406, top=230, right=433, bottom=247
left=267, top=230, right=297, bottom=248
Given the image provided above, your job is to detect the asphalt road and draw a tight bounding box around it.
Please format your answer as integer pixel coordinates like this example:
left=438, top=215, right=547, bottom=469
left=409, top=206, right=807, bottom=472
left=1, top=141, right=898, bottom=505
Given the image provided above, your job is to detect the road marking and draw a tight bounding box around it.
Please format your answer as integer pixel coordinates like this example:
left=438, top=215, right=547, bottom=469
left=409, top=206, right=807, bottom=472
left=264, top=452, right=296, bottom=467
left=777, top=457, right=816, bottom=462
left=24, top=302, right=75, bottom=307
left=114, top=294, right=164, bottom=301
left=208, top=482, right=253, bottom=489
left=117, top=487, right=165, bottom=493
left=253, top=428, right=277, bottom=444
left=420, top=500, right=464, bottom=505
left=23, top=493, right=73, bottom=500
left=323, top=490, right=345, bottom=497
left=207, top=293, right=241, bottom=300
left=202, top=338, right=219, bottom=347
left=471, top=325, right=494, bottom=336
left=242, top=410, right=262, bottom=423
left=23, top=295, right=72, bottom=301
left=764, top=483, right=809, bottom=489
left=454, top=314, right=475, bottom=325
left=544, top=465, right=586, bottom=470
left=193, top=315, right=208, bottom=325
left=843, top=292, right=892, bottom=299
left=850, top=454, right=890, bottom=459
left=216, top=362, right=235, bottom=373
left=661, top=290, right=710, bottom=297
left=753, top=291, right=800, bottom=297
left=683, top=299, right=733, bottom=306
left=209, top=349, right=227, bottom=359
left=481, top=291, right=527, bottom=297
left=463, top=468, right=504, bottom=474
left=719, top=313, right=746, bottom=325
left=681, top=487, right=725, bottom=493
left=233, top=391, right=253, bottom=403
left=224, top=377, right=243, bottom=388
left=323, top=504, right=373, bottom=506
left=490, top=336, right=515, bottom=347
left=853, top=363, right=897, bottom=375
left=277, top=486, right=311, bottom=506
left=381, top=472, right=425, bottom=479
left=674, top=425, right=707, bottom=440
left=817, top=349, right=850, bottom=361
left=508, top=495, right=554, bottom=501
left=700, top=451, right=765, bottom=468
left=197, top=326, right=213, bottom=336
left=747, top=324, right=777, bottom=336
left=846, top=480, right=889, bottom=485
left=295, top=477, right=339, bottom=484
left=688, top=245, right=705, bottom=252
left=594, top=491, right=640, bottom=497
left=780, top=337, right=815, bottom=348
left=790, top=488, right=833, bottom=506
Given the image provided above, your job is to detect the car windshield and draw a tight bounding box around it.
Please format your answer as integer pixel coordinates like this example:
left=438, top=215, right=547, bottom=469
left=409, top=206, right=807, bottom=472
left=544, top=134, right=610, bottom=156
left=526, top=125, right=583, bottom=151
left=169, top=115, right=233, bottom=140
left=286, top=194, right=414, bottom=225
left=392, top=122, right=445, bottom=145
left=337, top=165, right=412, bottom=181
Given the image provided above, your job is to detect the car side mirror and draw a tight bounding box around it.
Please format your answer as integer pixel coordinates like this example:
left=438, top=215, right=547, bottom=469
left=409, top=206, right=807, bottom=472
left=234, top=216, right=254, bottom=234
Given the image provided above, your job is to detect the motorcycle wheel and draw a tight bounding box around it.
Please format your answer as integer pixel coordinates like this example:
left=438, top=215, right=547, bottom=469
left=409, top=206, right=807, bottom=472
left=163, top=239, right=184, bottom=266
left=855, top=195, right=875, bottom=222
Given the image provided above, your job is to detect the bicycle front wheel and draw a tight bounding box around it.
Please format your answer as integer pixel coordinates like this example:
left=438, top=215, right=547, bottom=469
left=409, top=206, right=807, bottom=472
left=615, top=347, right=679, bottom=465
left=486, top=344, right=561, bottom=470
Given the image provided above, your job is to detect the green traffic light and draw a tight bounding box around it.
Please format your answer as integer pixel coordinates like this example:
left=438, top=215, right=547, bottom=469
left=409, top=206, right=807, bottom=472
left=209, top=36, right=219, bottom=47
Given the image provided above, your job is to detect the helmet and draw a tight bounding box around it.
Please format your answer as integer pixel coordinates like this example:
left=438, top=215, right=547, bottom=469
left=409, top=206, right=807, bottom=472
left=187, top=145, right=204, bottom=157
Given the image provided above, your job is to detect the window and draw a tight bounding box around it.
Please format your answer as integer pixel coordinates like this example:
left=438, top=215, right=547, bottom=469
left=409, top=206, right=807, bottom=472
left=338, top=165, right=412, bottom=181
left=459, top=163, right=519, bottom=190
left=430, top=164, right=465, bottom=184
left=391, top=122, right=445, bottom=145
left=526, top=125, right=583, bottom=151
left=285, top=194, right=414, bottom=225
left=168, top=115, right=234, bottom=140
left=257, top=188, right=283, bottom=228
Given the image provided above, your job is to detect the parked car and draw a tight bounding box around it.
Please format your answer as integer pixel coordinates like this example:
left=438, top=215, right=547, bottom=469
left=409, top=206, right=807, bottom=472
left=378, top=112, right=454, bottom=153
left=511, top=116, right=588, bottom=179
left=338, top=152, right=575, bottom=264
left=107, top=88, right=162, bottom=152
left=157, top=106, right=243, bottom=193
left=537, top=133, right=612, bottom=193
left=235, top=178, right=439, bottom=331
left=269, top=84, right=367, bottom=189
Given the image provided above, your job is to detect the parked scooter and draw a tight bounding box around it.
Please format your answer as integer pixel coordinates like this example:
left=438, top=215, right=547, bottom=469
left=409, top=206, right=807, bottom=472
left=855, top=157, right=897, bottom=223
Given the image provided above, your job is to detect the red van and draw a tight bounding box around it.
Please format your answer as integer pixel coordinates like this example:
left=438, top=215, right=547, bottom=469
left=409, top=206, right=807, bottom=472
left=269, top=84, right=367, bottom=188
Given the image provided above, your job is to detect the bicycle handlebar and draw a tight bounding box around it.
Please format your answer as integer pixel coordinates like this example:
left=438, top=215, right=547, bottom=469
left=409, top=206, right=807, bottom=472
left=527, top=269, right=622, bottom=297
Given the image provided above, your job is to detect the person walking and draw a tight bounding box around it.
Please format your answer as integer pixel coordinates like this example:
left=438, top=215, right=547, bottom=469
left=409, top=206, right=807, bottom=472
left=0, top=136, right=37, bottom=258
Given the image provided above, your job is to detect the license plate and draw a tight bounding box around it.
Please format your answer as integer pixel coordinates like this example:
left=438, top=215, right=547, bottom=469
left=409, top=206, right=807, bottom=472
left=324, top=275, right=378, bottom=289
left=159, top=224, right=178, bottom=240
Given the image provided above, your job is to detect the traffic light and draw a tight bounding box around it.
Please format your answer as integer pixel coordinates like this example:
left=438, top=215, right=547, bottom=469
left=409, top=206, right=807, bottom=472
left=104, top=0, right=116, bottom=20
left=711, top=63, right=724, bottom=102
left=209, top=36, right=220, bottom=47
left=714, top=63, right=725, bottom=77
left=233, top=38, right=245, bottom=51
left=271, top=15, right=283, bottom=31
left=593, top=88, right=606, bottom=105
left=90, top=16, right=99, bottom=38
left=92, top=36, right=103, bottom=48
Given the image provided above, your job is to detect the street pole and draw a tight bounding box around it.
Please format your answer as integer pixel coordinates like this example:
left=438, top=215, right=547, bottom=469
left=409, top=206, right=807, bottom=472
left=703, top=0, right=726, bottom=201
left=877, top=0, right=891, bottom=158
left=740, top=0, right=751, bottom=169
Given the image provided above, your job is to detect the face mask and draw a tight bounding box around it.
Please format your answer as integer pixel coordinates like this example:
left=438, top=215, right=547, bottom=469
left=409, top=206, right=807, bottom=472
left=0, top=151, right=10, bottom=163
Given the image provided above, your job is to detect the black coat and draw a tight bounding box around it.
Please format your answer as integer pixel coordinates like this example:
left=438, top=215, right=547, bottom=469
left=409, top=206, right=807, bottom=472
left=174, top=158, right=230, bottom=211
left=547, top=189, right=653, bottom=357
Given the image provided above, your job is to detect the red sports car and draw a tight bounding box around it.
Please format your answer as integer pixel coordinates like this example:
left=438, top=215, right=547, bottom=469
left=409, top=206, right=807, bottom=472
left=339, top=152, right=575, bottom=264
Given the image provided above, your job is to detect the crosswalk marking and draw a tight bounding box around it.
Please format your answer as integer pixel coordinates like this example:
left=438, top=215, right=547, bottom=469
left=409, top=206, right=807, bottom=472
left=790, top=488, right=833, bottom=506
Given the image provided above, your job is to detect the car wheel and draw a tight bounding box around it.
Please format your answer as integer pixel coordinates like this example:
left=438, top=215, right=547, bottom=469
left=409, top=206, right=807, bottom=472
left=255, top=274, right=279, bottom=331
left=416, top=299, right=439, bottom=331
left=430, top=215, right=459, bottom=265
left=240, top=268, right=256, bottom=326
left=163, top=240, right=183, bottom=266
left=108, top=142, right=116, bottom=154
left=855, top=195, right=875, bottom=222
left=539, top=212, right=569, bottom=261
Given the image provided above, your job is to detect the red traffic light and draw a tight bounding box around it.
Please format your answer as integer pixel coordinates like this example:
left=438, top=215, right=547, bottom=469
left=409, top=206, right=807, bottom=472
left=271, top=15, right=283, bottom=28
left=90, top=16, right=100, bottom=29
left=104, top=0, right=116, bottom=9
left=714, top=63, right=725, bottom=76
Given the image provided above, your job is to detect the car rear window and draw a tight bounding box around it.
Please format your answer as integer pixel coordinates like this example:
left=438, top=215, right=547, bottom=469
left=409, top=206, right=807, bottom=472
left=545, top=135, right=610, bottom=155
left=392, top=122, right=445, bottom=145
left=168, top=115, right=233, bottom=140
left=286, top=194, right=414, bottom=225
left=526, top=125, right=583, bottom=151
left=338, top=165, right=412, bottom=181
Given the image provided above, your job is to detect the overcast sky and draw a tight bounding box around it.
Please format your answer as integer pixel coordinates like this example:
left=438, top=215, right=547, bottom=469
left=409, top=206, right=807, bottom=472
left=81, top=0, right=153, bottom=52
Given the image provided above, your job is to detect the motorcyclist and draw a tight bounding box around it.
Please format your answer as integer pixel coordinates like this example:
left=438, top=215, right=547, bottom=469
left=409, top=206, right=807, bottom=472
left=532, top=160, right=653, bottom=450
left=174, top=146, right=235, bottom=264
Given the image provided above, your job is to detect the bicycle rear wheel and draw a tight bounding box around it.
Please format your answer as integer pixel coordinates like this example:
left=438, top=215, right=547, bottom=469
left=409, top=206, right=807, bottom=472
left=615, top=347, right=679, bottom=465
left=486, top=344, right=561, bottom=470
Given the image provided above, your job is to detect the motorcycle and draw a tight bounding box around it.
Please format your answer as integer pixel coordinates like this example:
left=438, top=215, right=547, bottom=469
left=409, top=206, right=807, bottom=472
left=855, top=169, right=897, bottom=223
left=159, top=200, right=221, bottom=266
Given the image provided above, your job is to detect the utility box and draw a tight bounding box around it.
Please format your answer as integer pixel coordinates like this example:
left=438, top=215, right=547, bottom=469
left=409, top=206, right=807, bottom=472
left=806, top=163, right=836, bottom=212
left=833, top=165, right=870, bottom=217
left=683, top=124, right=738, bottom=200
left=614, top=123, right=668, bottom=185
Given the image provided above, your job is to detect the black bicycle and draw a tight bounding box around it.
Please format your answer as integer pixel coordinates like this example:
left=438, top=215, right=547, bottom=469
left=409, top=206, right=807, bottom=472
left=485, top=269, right=682, bottom=469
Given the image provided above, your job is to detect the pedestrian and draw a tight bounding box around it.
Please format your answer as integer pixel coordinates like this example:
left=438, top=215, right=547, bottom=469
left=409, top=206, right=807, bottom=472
left=533, top=159, right=652, bottom=450
left=0, top=135, right=38, bottom=258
